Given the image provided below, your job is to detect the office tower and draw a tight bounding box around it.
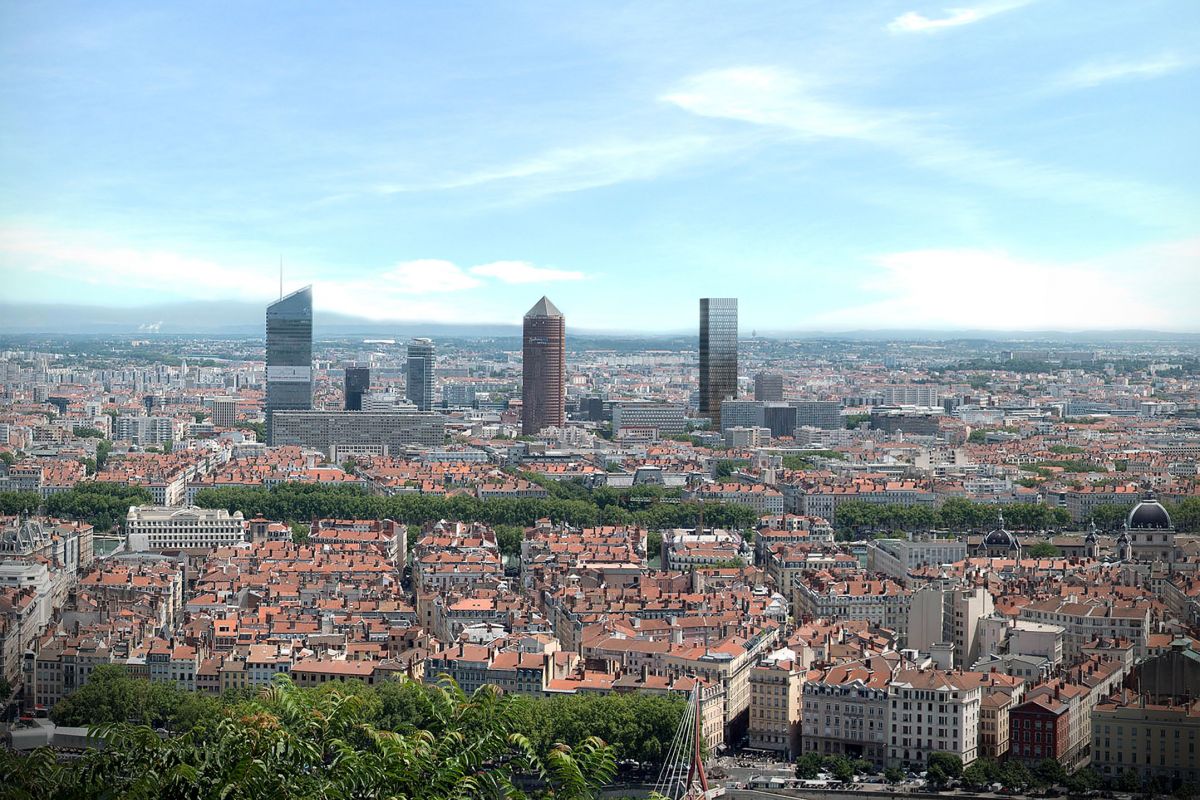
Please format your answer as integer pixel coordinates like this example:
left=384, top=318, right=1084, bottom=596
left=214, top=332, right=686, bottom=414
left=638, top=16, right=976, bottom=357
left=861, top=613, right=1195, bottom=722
left=521, top=296, right=565, bottom=436
left=794, top=400, right=842, bottom=431
left=720, top=399, right=764, bottom=433
left=611, top=402, right=687, bottom=435
left=211, top=397, right=238, bottom=428
left=270, top=410, right=446, bottom=459
left=754, top=372, right=784, bottom=402
left=344, top=364, right=370, bottom=411
left=406, top=338, right=435, bottom=412
left=699, top=298, right=737, bottom=429
left=763, top=403, right=797, bottom=438
left=880, top=385, right=942, bottom=407
left=265, top=286, right=313, bottom=444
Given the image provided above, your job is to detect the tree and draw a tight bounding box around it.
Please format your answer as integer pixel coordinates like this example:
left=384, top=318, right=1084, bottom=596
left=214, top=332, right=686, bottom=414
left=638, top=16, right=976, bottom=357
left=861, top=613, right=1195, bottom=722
left=1028, top=541, right=1061, bottom=558
left=341, top=456, right=358, bottom=474
left=24, top=675, right=619, bottom=800
left=1034, top=757, right=1067, bottom=787
left=73, top=427, right=105, bottom=438
left=495, top=524, right=524, bottom=558
left=1115, top=769, right=1142, bottom=792
left=1064, top=767, right=1102, bottom=794
left=0, top=450, right=15, bottom=467
left=884, top=766, right=906, bottom=785
left=1090, top=503, right=1135, bottom=531
left=795, top=752, right=825, bottom=779
left=0, top=491, right=41, bottom=516
left=290, top=522, right=310, bottom=544
left=192, top=411, right=207, bottom=423
left=44, top=483, right=153, bottom=531
left=844, top=413, right=871, bottom=430
left=825, top=755, right=855, bottom=783
left=1000, top=760, right=1033, bottom=792
left=924, top=752, right=964, bottom=791
left=963, top=759, right=999, bottom=791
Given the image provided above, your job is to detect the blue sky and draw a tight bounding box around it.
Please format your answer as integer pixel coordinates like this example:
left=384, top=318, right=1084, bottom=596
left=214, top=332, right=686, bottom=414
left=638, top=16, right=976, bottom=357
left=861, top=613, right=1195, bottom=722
left=1, top=1, right=1197, bottom=331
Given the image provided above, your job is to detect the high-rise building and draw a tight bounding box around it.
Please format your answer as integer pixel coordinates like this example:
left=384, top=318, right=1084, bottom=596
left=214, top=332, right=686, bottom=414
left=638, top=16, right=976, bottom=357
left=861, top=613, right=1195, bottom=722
left=265, top=286, right=313, bottom=444
left=699, top=298, right=737, bottom=429
left=344, top=365, right=370, bottom=411
left=793, top=400, right=842, bottom=431
left=754, top=372, right=784, bottom=402
left=521, top=297, right=565, bottom=436
left=211, top=397, right=238, bottom=428
left=406, top=338, right=435, bottom=412
left=270, top=410, right=446, bottom=459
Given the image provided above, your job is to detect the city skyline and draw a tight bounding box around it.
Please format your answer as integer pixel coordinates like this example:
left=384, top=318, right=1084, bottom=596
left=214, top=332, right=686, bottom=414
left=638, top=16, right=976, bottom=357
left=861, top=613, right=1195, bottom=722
left=2, top=3, right=1198, bottom=332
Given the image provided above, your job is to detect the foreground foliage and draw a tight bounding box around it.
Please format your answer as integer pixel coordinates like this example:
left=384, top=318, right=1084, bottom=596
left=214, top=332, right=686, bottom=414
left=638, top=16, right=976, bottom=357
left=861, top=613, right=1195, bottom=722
left=5, top=674, right=616, bottom=800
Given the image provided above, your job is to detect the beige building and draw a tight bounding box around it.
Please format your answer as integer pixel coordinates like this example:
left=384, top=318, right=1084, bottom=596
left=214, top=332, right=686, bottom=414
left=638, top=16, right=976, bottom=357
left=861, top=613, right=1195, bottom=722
left=125, top=505, right=246, bottom=552
left=887, top=667, right=984, bottom=768
left=801, top=653, right=898, bottom=767
left=747, top=648, right=804, bottom=757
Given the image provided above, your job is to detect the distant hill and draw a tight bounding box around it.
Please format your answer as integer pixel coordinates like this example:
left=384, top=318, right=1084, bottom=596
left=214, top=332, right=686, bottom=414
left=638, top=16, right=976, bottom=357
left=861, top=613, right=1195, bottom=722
left=0, top=302, right=1196, bottom=342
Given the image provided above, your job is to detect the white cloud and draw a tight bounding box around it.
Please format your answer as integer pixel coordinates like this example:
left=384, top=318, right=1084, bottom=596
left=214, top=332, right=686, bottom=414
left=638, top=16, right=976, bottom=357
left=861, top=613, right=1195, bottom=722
left=0, top=223, right=588, bottom=321
left=1052, top=53, right=1191, bottom=91
left=808, top=239, right=1200, bottom=330
left=887, top=1, right=1031, bottom=33
left=376, top=259, right=482, bottom=293
left=661, top=66, right=1196, bottom=229
left=469, top=260, right=584, bottom=284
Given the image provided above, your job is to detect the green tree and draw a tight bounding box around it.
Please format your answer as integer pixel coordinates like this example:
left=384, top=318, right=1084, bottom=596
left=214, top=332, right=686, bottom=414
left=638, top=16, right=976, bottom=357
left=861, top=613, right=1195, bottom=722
left=495, top=524, right=524, bottom=558
left=795, top=752, right=825, bottom=779
left=1115, top=769, right=1142, bottom=792
left=927, top=752, right=963, bottom=782
left=290, top=522, right=310, bottom=544
left=192, top=411, right=208, bottom=424
left=73, top=426, right=105, bottom=438
left=44, top=483, right=152, bottom=531
left=1000, top=760, right=1033, bottom=792
left=1064, top=767, right=1103, bottom=794
left=844, top=413, right=870, bottom=430
left=1027, top=541, right=1061, bottom=558
left=825, top=755, right=855, bottom=783
left=1090, top=503, right=1135, bottom=531
left=0, top=450, right=15, bottom=467
left=0, top=491, right=41, bottom=516
left=1034, top=757, right=1066, bottom=787
left=883, top=766, right=906, bottom=784
left=962, top=759, right=999, bottom=791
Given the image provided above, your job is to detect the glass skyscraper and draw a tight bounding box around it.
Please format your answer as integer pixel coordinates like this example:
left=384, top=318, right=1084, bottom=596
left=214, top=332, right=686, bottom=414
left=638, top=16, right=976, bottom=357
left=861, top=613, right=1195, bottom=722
left=265, top=286, right=312, bottom=444
left=344, top=364, right=370, bottom=411
left=405, top=338, right=435, bottom=412
left=699, top=297, right=738, bottom=429
left=522, top=296, right=565, bottom=435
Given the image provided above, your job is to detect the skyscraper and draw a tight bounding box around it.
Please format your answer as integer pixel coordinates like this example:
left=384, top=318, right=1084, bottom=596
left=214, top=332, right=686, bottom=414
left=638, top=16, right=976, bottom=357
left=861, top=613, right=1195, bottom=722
left=522, top=296, right=565, bottom=436
left=265, top=286, right=312, bottom=444
left=344, top=364, right=370, bottom=411
left=406, top=338, right=435, bottom=412
left=699, top=298, right=737, bottom=429
left=754, top=372, right=784, bottom=402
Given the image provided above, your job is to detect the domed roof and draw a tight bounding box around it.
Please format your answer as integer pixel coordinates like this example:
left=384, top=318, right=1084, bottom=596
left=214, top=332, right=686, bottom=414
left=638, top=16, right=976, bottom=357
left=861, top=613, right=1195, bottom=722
left=981, top=512, right=1020, bottom=549
left=1126, top=495, right=1172, bottom=530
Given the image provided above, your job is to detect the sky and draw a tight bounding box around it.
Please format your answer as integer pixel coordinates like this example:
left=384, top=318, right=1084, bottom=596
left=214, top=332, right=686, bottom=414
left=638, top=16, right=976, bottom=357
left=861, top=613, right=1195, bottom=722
left=1, top=0, right=1198, bottom=333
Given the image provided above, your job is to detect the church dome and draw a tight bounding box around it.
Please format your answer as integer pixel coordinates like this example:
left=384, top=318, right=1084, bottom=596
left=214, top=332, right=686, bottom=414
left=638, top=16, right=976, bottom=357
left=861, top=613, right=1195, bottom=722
left=1127, top=496, right=1172, bottom=530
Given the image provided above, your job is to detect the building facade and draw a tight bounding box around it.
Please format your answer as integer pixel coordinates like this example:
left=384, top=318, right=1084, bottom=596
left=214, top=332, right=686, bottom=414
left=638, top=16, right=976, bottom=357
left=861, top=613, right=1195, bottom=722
left=265, top=286, right=313, bottom=444
left=344, top=365, right=370, bottom=411
left=270, top=410, right=446, bottom=458
left=521, top=297, right=566, bottom=436
left=125, top=505, right=246, bottom=551
left=406, top=339, right=435, bottom=412
left=700, top=298, right=738, bottom=429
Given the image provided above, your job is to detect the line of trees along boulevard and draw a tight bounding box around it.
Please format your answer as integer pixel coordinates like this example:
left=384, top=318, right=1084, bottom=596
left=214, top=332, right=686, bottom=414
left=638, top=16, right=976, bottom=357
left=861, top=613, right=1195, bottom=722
left=193, top=482, right=759, bottom=532
left=5, top=667, right=626, bottom=800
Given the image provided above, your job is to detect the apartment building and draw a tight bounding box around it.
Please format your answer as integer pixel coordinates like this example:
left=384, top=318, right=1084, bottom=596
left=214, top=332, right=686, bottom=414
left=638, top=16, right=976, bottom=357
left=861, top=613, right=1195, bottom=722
left=867, top=537, right=968, bottom=581
left=747, top=648, right=804, bottom=757
left=887, top=667, right=984, bottom=768
left=801, top=653, right=898, bottom=766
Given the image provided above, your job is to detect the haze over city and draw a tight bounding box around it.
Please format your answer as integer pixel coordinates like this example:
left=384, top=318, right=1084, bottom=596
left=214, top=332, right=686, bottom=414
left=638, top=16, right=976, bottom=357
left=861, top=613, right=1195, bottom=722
left=2, top=1, right=1198, bottom=331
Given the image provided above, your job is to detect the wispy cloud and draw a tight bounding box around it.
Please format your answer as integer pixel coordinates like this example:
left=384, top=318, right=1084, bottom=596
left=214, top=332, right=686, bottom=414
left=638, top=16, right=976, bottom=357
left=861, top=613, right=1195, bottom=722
left=809, top=238, right=1200, bottom=330
left=371, top=136, right=722, bottom=203
left=661, top=66, right=1196, bottom=229
left=469, top=261, right=584, bottom=284
left=887, top=0, right=1032, bottom=33
left=1051, top=53, right=1191, bottom=91
left=0, top=224, right=589, bottom=320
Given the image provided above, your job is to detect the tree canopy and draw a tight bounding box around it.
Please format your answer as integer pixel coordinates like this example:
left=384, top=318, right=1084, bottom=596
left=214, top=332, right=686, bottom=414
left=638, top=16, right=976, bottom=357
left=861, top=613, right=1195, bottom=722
left=11, top=672, right=619, bottom=800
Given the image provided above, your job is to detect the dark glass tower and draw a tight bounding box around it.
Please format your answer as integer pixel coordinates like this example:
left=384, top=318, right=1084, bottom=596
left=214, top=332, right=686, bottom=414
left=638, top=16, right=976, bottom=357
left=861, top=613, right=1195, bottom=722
left=344, top=364, right=370, bottom=411
left=406, top=338, right=435, bottom=412
left=265, top=286, right=313, bottom=444
left=522, top=296, right=565, bottom=436
left=699, top=298, right=737, bottom=429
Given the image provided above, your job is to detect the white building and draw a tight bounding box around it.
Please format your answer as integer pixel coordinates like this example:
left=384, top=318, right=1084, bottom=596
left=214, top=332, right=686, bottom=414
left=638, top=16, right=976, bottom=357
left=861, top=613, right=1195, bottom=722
left=867, top=537, right=968, bottom=580
left=888, top=667, right=984, bottom=768
left=125, top=505, right=246, bottom=551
